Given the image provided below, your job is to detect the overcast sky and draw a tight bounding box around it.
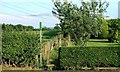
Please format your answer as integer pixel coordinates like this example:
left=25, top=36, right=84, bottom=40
left=0, top=0, right=119, bottom=28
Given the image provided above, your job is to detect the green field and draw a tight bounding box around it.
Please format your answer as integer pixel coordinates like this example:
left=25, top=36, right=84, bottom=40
left=87, top=39, right=120, bottom=47
left=42, top=30, right=61, bottom=42
left=68, top=39, right=120, bottom=47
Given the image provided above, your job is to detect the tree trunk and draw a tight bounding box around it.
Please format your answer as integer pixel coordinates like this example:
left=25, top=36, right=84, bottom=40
left=67, top=34, right=71, bottom=47
left=9, top=59, right=10, bottom=66
left=59, top=35, right=62, bottom=47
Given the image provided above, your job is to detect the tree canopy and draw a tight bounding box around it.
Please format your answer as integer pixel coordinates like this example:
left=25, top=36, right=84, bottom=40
left=52, top=0, right=109, bottom=46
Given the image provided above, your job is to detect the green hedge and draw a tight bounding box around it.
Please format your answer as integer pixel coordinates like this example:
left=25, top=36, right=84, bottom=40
left=2, top=32, right=40, bottom=67
left=59, top=47, right=120, bottom=69
left=2, top=24, right=34, bottom=31
left=107, top=19, right=120, bottom=43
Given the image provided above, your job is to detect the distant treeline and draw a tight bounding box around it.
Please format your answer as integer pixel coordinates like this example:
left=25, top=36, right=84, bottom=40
left=1, top=23, right=58, bottom=31
left=2, top=23, right=36, bottom=31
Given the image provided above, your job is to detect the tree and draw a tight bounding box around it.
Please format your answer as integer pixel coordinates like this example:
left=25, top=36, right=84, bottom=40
left=52, top=0, right=109, bottom=46
left=101, top=19, right=109, bottom=38
left=107, top=19, right=120, bottom=43
left=2, top=23, right=6, bottom=30
left=42, top=26, right=52, bottom=31
left=2, top=24, right=35, bottom=31
left=54, top=24, right=61, bottom=30
left=119, top=19, right=120, bottom=43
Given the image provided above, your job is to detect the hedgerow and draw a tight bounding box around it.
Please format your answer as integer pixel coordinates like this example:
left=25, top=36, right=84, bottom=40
left=2, top=32, right=40, bottom=67
left=107, top=19, right=120, bottom=43
left=59, top=47, right=120, bottom=70
left=2, top=24, right=34, bottom=31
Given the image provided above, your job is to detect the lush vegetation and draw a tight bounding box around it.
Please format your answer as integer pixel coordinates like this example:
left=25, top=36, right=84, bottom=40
left=2, top=24, right=34, bottom=31
left=52, top=0, right=109, bottom=46
left=57, top=47, right=120, bottom=70
left=107, top=19, right=120, bottom=43
left=2, top=32, right=40, bottom=67
left=1, top=0, right=120, bottom=70
left=1, top=23, right=57, bottom=31
left=2, top=24, right=60, bottom=68
left=50, top=39, right=120, bottom=69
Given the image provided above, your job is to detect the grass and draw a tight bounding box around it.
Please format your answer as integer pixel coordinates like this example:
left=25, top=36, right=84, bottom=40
left=87, top=39, right=120, bottom=47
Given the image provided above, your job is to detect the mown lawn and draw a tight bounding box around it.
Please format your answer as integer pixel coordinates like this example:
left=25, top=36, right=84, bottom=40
left=87, top=39, right=120, bottom=47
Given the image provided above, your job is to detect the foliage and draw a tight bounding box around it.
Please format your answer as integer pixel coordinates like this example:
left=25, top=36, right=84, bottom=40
left=118, top=19, right=120, bottom=43
left=2, top=32, right=40, bottom=67
left=43, top=30, right=61, bottom=39
left=101, top=19, right=109, bottom=38
left=2, top=27, right=61, bottom=68
left=42, top=26, right=53, bottom=31
left=52, top=0, right=109, bottom=46
left=2, top=24, right=35, bottom=31
left=50, top=48, right=58, bottom=61
left=54, top=24, right=61, bottom=30
left=58, top=47, right=120, bottom=70
left=107, top=19, right=120, bottom=43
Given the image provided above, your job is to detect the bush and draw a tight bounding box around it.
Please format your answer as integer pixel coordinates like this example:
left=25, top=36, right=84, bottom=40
left=2, top=32, right=40, bottom=67
left=107, top=19, right=120, bottom=43
left=58, top=47, right=120, bottom=70
left=101, top=20, right=109, bottom=38
left=90, top=19, right=109, bottom=39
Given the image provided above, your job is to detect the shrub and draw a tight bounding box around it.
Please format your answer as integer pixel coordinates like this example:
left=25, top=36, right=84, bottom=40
left=2, top=32, right=40, bottom=67
left=101, top=20, right=109, bottom=39
left=58, top=47, right=120, bottom=70
left=107, top=19, right=120, bottom=43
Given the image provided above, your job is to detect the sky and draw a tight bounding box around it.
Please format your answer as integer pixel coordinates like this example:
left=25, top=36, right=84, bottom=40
left=0, top=0, right=119, bottom=28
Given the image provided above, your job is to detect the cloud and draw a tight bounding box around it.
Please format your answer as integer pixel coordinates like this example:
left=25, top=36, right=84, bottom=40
left=0, top=13, right=59, bottom=28
left=29, top=13, right=52, bottom=17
